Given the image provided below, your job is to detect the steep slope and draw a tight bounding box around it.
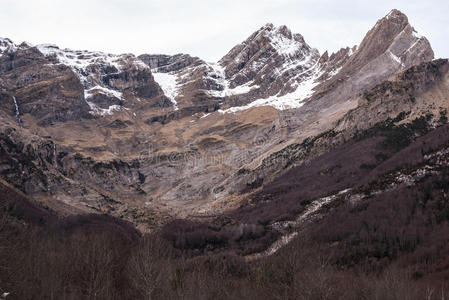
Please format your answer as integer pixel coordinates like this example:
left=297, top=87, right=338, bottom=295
left=0, top=45, right=91, bottom=126
left=242, top=9, right=435, bottom=176
left=311, top=9, right=434, bottom=106
left=217, top=24, right=321, bottom=109
left=36, top=44, right=168, bottom=115
left=160, top=59, right=449, bottom=259
left=0, top=9, right=442, bottom=231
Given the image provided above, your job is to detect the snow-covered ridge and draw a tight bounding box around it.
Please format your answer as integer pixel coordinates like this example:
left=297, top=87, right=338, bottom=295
left=0, top=38, right=18, bottom=55
left=36, top=44, right=151, bottom=116
left=266, top=26, right=305, bottom=58
left=36, top=44, right=150, bottom=87
left=36, top=44, right=126, bottom=85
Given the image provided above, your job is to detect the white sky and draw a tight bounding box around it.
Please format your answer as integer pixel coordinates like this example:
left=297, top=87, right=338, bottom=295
left=0, top=0, right=447, bottom=62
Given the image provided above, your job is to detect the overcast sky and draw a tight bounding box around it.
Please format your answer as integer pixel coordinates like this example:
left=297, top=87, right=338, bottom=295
left=0, top=0, right=447, bottom=61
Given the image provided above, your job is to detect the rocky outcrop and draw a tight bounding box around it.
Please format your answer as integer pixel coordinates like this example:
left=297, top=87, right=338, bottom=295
left=138, top=53, right=199, bottom=73
left=0, top=46, right=91, bottom=125
left=138, top=23, right=322, bottom=114
left=311, top=9, right=434, bottom=104
left=220, top=24, right=319, bottom=90
left=337, top=59, right=449, bottom=132
left=36, top=44, right=166, bottom=115
left=278, top=9, right=435, bottom=133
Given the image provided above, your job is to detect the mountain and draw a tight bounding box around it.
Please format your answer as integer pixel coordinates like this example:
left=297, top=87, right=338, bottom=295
left=0, top=9, right=442, bottom=233
left=3, top=8, right=449, bottom=297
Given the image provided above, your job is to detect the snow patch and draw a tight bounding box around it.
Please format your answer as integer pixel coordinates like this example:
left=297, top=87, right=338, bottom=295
left=388, top=50, right=404, bottom=67
left=84, top=85, right=123, bottom=100
left=152, top=71, right=180, bottom=110
left=327, top=66, right=342, bottom=79
left=204, top=63, right=260, bottom=97
left=405, top=31, right=423, bottom=54
left=267, top=27, right=304, bottom=58
left=86, top=102, right=123, bottom=116
left=412, top=30, right=423, bottom=39
left=211, top=80, right=260, bottom=97
left=265, top=188, right=352, bottom=256
left=348, top=45, right=357, bottom=57
left=36, top=44, right=126, bottom=86
left=84, top=86, right=125, bottom=116
left=220, top=63, right=321, bottom=113
left=265, top=233, right=298, bottom=256
left=85, top=86, right=123, bottom=100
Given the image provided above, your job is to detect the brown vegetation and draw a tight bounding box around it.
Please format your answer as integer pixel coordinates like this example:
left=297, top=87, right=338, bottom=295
left=1, top=169, right=449, bottom=299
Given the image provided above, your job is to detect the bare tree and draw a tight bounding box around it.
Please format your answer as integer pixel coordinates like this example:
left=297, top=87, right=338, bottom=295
left=126, top=235, right=172, bottom=300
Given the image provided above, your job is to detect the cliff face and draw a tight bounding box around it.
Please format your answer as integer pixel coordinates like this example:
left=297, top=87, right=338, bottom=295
left=0, top=10, right=443, bottom=230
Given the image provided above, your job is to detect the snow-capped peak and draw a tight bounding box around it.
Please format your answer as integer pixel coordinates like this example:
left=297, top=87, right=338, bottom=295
left=265, top=25, right=306, bottom=58
left=36, top=44, right=151, bottom=116
left=0, top=38, right=18, bottom=55
left=36, top=44, right=125, bottom=86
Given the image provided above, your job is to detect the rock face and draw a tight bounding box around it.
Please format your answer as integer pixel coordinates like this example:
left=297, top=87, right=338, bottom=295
left=337, top=59, right=449, bottom=132
left=35, top=44, right=167, bottom=116
left=279, top=9, right=434, bottom=132
left=139, top=23, right=322, bottom=114
left=312, top=9, right=434, bottom=103
left=0, top=38, right=19, bottom=56
left=0, top=46, right=90, bottom=125
left=0, top=9, right=443, bottom=230
left=138, top=54, right=198, bottom=72
left=218, top=24, right=320, bottom=103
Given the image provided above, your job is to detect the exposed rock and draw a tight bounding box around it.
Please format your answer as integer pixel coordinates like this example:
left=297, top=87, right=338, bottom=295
left=138, top=53, right=198, bottom=72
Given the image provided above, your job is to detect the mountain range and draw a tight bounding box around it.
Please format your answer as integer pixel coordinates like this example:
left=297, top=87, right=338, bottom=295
left=3, top=8, right=449, bottom=298
left=0, top=8, right=447, bottom=239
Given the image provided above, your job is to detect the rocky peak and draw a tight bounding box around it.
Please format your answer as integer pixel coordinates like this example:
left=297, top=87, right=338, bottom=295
left=35, top=44, right=164, bottom=115
left=0, top=38, right=32, bottom=57
left=346, top=9, right=433, bottom=75
left=306, top=9, right=434, bottom=109
left=0, top=38, right=17, bottom=55
left=266, top=25, right=308, bottom=58
left=219, top=23, right=318, bottom=87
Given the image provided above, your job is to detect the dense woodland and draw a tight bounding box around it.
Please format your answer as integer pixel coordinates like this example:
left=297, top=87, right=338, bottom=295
left=1, top=168, right=449, bottom=299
